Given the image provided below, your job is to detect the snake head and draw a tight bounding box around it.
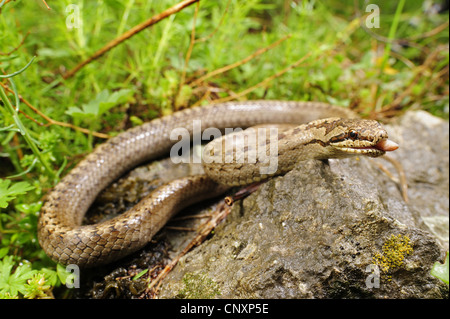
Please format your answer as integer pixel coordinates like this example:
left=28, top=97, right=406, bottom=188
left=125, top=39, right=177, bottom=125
left=309, top=118, right=399, bottom=158
left=329, top=118, right=398, bottom=157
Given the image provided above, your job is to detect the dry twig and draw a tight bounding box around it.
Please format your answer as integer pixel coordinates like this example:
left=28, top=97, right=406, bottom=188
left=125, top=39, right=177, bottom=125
left=189, top=34, right=292, bottom=88
left=147, top=202, right=231, bottom=296
left=211, top=52, right=312, bottom=105
left=377, top=46, right=445, bottom=116
left=0, top=0, right=50, bottom=9
left=0, top=32, right=30, bottom=56
left=195, top=0, right=231, bottom=43
left=375, top=156, right=409, bottom=203
left=0, top=82, right=110, bottom=139
left=175, top=1, right=201, bottom=109
left=62, top=0, right=200, bottom=80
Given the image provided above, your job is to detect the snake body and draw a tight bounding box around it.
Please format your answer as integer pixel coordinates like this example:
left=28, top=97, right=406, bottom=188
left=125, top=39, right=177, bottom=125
left=38, top=101, right=398, bottom=267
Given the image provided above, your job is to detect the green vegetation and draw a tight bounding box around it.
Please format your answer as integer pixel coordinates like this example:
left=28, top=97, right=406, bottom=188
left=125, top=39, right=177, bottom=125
left=431, top=251, right=449, bottom=285
left=0, top=255, right=56, bottom=299
left=0, top=0, right=448, bottom=298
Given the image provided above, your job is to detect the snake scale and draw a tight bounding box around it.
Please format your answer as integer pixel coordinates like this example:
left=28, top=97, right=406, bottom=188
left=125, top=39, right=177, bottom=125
left=38, top=101, right=398, bottom=267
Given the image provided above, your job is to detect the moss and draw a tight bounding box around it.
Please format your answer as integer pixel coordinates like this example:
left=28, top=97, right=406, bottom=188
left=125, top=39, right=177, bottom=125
left=373, top=234, right=413, bottom=281
left=176, top=273, right=221, bottom=299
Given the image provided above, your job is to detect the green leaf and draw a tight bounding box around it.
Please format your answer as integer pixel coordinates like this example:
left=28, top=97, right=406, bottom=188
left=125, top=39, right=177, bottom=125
left=129, top=115, right=144, bottom=126
left=37, top=48, right=72, bottom=59
left=132, top=268, right=148, bottom=281
left=15, top=202, right=42, bottom=214
left=0, top=256, right=37, bottom=297
left=56, top=263, right=72, bottom=286
left=0, top=56, right=36, bottom=79
left=99, top=89, right=134, bottom=115
left=431, top=252, right=449, bottom=285
left=0, top=248, right=9, bottom=259
left=66, top=89, right=134, bottom=119
left=65, top=105, right=93, bottom=118
left=0, top=179, right=35, bottom=209
left=39, top=268, right=59, bottom=287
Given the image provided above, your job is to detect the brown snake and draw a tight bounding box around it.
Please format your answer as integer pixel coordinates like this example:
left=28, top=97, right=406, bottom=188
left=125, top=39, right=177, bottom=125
left=37, top=101, right=398, bottom=267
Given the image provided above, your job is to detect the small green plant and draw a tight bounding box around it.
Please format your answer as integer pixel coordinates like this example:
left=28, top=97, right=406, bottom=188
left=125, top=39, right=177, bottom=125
left=0, top=256, right=56, bottom=299
left=66, top=88, right=134, bottom=121
left=0, top=60, right=58, bottom=180
left=0, top=179, right=34, bottom=209
left=431, top=252, right=449, bottom=285
left=65, top=88, right=135, bottom=147
left=22, top=273, right=52, bottom=299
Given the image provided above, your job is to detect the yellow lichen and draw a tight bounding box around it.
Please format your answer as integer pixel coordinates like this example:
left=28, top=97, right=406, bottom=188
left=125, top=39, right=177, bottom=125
left=373, top=234, right=413, bottom=281
left=176, top=272, right=221, bottom=299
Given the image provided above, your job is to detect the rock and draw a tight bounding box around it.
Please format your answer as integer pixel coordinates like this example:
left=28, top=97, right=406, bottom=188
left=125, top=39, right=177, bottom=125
left=385, top=111, right=449, bottom=251
left=78, top=110, right=448, bottom=299
left=157, top=111, right=449, bottom=299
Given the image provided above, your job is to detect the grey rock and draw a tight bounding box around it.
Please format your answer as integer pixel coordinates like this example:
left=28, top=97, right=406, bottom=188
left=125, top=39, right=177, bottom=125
left=158, top=111, right=449, bottom=299
left=386, top=111, right=449, bottom=250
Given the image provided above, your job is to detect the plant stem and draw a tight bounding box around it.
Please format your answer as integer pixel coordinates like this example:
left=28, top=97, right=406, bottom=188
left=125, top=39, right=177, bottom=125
left=0, top=85, right=57, bottom=180
left=380, top=0, right=405, bottom=73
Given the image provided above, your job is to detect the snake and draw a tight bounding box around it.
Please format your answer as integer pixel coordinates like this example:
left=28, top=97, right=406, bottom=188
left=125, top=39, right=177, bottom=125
left=37, top=101, right=399, bottom=268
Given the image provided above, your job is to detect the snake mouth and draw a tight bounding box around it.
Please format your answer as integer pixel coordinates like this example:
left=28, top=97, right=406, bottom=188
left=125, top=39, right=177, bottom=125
left=374, top=139, right=399, bottom=152
left=339, top=139, right=399, bottom=157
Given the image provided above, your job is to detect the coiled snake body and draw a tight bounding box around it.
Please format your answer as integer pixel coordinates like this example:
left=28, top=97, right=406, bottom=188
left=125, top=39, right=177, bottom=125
left=38, top=101, right=398, bottom=267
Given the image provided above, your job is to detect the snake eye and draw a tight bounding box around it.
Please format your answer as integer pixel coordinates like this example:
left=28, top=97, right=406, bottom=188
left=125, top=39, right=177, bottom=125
left=348, top=130, right=358, bottom=140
